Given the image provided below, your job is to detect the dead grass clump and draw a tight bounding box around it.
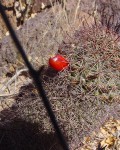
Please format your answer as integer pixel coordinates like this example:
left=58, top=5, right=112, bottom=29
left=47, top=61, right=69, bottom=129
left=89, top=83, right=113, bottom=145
left=39, top=24, right=119, bottom=148
left=81, top=118, right=120, bottom=150
left=0, top=23, right=119, bottom=150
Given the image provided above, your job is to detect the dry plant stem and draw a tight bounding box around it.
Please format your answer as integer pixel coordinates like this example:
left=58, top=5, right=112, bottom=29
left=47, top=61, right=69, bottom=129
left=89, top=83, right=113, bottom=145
left=74, top=0, right=81, bottom=24
left=0, top=92, right=18, bottom=97
left=0, top=68, right=28, bottom=93
left=49, top=0, right=55, bottom=14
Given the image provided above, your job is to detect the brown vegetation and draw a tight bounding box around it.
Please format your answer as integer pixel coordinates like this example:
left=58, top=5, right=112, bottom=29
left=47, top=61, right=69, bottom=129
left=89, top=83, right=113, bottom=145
left=0, top=0, right=120, bottom=150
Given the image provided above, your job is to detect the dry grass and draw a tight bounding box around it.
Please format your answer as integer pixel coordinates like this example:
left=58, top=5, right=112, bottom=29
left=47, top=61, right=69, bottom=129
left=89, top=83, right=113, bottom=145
left=81, top=118, right=120, bottom=150
left=5, top=22, right=119, bottom=150
left=38, top=23, right=119, bottom=149
left=0, top=1, right=120, bottom=150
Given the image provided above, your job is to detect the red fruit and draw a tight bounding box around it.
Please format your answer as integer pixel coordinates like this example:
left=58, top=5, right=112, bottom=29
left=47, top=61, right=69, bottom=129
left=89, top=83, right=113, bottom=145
left=49, top=54, right=69, bottom=71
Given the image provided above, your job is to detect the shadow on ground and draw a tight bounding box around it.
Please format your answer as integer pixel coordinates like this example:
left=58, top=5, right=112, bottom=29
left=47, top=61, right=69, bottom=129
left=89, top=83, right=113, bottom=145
left=0, top=118, right=62, bottom=150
